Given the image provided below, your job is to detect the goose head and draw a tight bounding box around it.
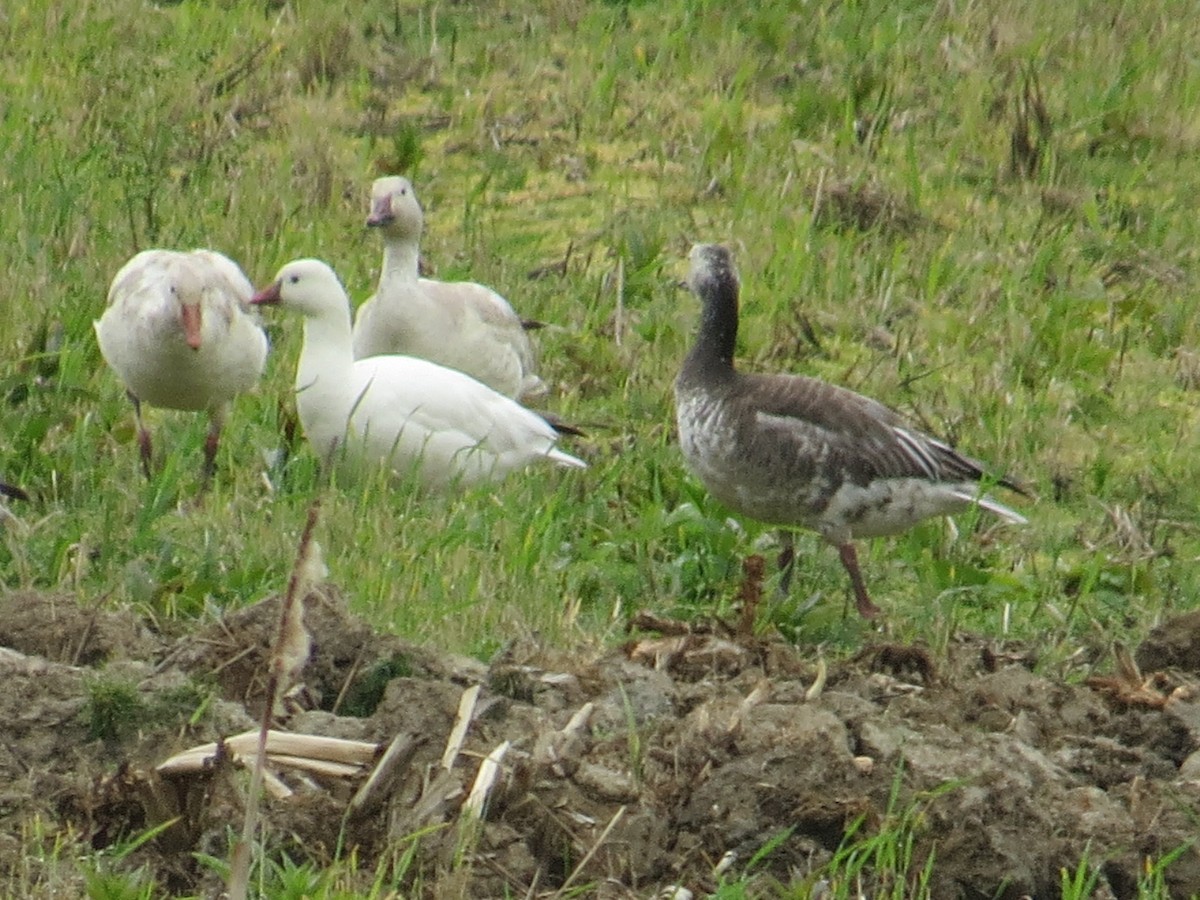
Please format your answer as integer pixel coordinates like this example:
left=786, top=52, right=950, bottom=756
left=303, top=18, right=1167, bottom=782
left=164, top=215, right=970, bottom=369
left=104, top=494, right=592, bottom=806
left=680, top=243, right=742, bottom=379
left=366, top=176, right=423, bottom=238
left=159, top=256, right=210, bottom=350
left=687, top=243, right=739, bottom=302
left=251, top=258, right=349, bottom=318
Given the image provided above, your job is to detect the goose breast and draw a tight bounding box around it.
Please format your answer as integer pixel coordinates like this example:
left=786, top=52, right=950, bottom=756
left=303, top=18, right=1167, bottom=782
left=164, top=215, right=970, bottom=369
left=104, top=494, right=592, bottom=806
left=96, top=249, right=268, bottom=412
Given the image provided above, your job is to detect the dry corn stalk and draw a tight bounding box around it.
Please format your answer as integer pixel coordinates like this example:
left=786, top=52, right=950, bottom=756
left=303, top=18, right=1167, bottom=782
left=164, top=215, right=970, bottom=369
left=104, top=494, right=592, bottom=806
left=157, top=728, right=379, bottom=777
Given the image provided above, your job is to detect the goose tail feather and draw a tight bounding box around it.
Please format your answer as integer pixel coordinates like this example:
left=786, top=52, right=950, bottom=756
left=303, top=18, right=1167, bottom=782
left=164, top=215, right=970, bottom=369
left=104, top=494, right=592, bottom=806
left=548, top=449, right=587, bottom=470
left=951, top=490, right=1028, bottom=526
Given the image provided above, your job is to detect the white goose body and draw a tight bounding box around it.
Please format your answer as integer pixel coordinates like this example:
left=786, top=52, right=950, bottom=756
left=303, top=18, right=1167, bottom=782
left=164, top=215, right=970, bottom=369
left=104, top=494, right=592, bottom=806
left=95, top=249, right=268, bottom=481
left=351, top=177, right=545, bottom=401
left=255, top=259, right=583, bottom=489
left=675, top=244, right=1027, bottom=618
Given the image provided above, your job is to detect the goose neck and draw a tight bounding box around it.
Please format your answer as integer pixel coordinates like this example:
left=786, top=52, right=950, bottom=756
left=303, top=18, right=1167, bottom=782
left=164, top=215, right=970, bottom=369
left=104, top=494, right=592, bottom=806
left=380, top=236, right=421, bottom=283
left=298, top=309, right=356, bottom=377
left=685, top=283, right=739, bottom=378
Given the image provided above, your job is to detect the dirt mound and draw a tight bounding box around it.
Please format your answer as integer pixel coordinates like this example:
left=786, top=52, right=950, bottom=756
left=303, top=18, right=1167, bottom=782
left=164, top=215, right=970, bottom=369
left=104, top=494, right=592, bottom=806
left=1, top=586, right=1199, bottom=898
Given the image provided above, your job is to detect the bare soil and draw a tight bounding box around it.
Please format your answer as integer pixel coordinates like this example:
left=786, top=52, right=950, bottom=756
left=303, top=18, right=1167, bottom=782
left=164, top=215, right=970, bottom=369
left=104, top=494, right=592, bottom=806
left=1, top=588, right=1199, bottom=899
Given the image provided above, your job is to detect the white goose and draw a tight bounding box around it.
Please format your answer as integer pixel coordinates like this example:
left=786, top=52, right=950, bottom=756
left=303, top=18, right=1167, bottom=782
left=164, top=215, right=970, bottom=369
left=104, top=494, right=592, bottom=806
left=95, top=249, right=268, bottom=484
left=351, top=176, right=547, bottom=401
left=252, top=258, right=584, bottom=489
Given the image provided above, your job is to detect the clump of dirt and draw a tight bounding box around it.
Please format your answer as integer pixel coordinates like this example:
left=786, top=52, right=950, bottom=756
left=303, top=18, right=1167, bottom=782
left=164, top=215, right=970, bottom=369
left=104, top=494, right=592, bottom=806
left=1, top=585, right=1199, bottom=899
left=0, top=590, right=160, bottom=666
left=1137, top=610, right=1200, bottom=673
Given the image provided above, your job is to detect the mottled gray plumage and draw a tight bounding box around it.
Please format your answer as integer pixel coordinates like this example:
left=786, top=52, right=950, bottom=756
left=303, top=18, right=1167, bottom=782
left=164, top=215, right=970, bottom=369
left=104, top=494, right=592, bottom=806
left=674, top=243, right=1028, bottom=618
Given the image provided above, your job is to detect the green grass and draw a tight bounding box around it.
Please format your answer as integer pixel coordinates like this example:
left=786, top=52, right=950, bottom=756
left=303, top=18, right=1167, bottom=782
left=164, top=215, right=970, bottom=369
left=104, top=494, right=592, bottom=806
left=2, top=0, right=1199, bottom=894
left=5, top=0, right=1200, bottom=657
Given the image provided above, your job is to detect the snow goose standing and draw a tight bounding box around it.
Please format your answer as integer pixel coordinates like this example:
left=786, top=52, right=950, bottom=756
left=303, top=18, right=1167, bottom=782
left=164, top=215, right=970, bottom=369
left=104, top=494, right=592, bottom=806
left=674, top=243, right=1028, bottom=619
left=252, top=258, right=583, bottom=488
left=351, top=176, right=547, bottom=401
left=95, top=249, right=268, bottom=485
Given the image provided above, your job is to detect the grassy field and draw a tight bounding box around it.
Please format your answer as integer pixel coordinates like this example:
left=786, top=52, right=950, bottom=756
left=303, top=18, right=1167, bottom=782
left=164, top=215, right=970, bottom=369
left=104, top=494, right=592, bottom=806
left=2, top=0, right=1199, bottom=891
left=4, top=0, right=1200, bottom=656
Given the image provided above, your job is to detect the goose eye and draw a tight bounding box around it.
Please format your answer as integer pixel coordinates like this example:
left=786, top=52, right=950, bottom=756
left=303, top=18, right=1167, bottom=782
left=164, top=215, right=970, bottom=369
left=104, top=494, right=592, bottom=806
left=288, top=274, right=300, bottom=284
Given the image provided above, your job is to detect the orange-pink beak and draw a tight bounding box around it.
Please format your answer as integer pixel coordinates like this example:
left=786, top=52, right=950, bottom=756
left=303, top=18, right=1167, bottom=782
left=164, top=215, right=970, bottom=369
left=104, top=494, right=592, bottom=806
left=250, top=281, right=281, bottom=305
left=181, top=303, right=203, bottom=350
left=366, top=194, right=394, bottom=227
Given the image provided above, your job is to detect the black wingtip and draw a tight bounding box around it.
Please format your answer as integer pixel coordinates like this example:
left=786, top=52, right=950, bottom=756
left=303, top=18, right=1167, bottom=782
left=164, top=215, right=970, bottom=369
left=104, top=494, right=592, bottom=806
left=0, top=482, right=30, bottom=502
left=998, top=473, right=1036, bottom=500
left=536, top=412, right=587, bottom=438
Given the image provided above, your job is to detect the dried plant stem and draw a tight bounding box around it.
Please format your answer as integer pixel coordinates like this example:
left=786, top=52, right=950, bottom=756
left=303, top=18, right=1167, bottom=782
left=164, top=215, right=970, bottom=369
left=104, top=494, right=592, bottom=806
left=737, top=554, right=766, bottom=637
left=551, top=805, right=626, bottom=899
left=441, top=684, right=481, bottom=771
left=227, top=500, right=321, bottom=900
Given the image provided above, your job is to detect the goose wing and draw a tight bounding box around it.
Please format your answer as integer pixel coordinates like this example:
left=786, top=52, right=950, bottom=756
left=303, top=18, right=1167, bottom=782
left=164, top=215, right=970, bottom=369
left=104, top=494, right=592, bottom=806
left=348, top=356, right=557, bottom=455
left=105, top=250, right=179, bottom=309
left=743, top=372, right=1019, bottom=491
left=420, top=279, right=524, bottom=330
left=187, top=249, right=255, bottom=307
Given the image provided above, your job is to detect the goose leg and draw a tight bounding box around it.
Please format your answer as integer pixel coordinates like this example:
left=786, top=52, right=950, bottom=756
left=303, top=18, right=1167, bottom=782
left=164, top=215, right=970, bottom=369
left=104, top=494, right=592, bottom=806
left=130, top=392, right=153, bottom=479
left=200, top=407, right=226, bottom=489
left=275, top=399, right=300, bottom=472
left=777, top=529, right=796, bottom=594
left=837, top=543, right=882, bottom=619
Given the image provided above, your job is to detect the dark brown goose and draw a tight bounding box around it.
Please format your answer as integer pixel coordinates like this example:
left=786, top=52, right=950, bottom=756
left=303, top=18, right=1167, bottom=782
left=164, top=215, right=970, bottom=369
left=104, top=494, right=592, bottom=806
left=674, top=243, right=1028, bottom=619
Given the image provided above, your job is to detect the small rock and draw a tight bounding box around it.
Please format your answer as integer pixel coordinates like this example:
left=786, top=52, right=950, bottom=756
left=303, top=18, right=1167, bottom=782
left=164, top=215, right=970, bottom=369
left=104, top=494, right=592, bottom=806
left=852, top=755, right=874, bottom=775
left=1180, top=750, right=1200, bottom=781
